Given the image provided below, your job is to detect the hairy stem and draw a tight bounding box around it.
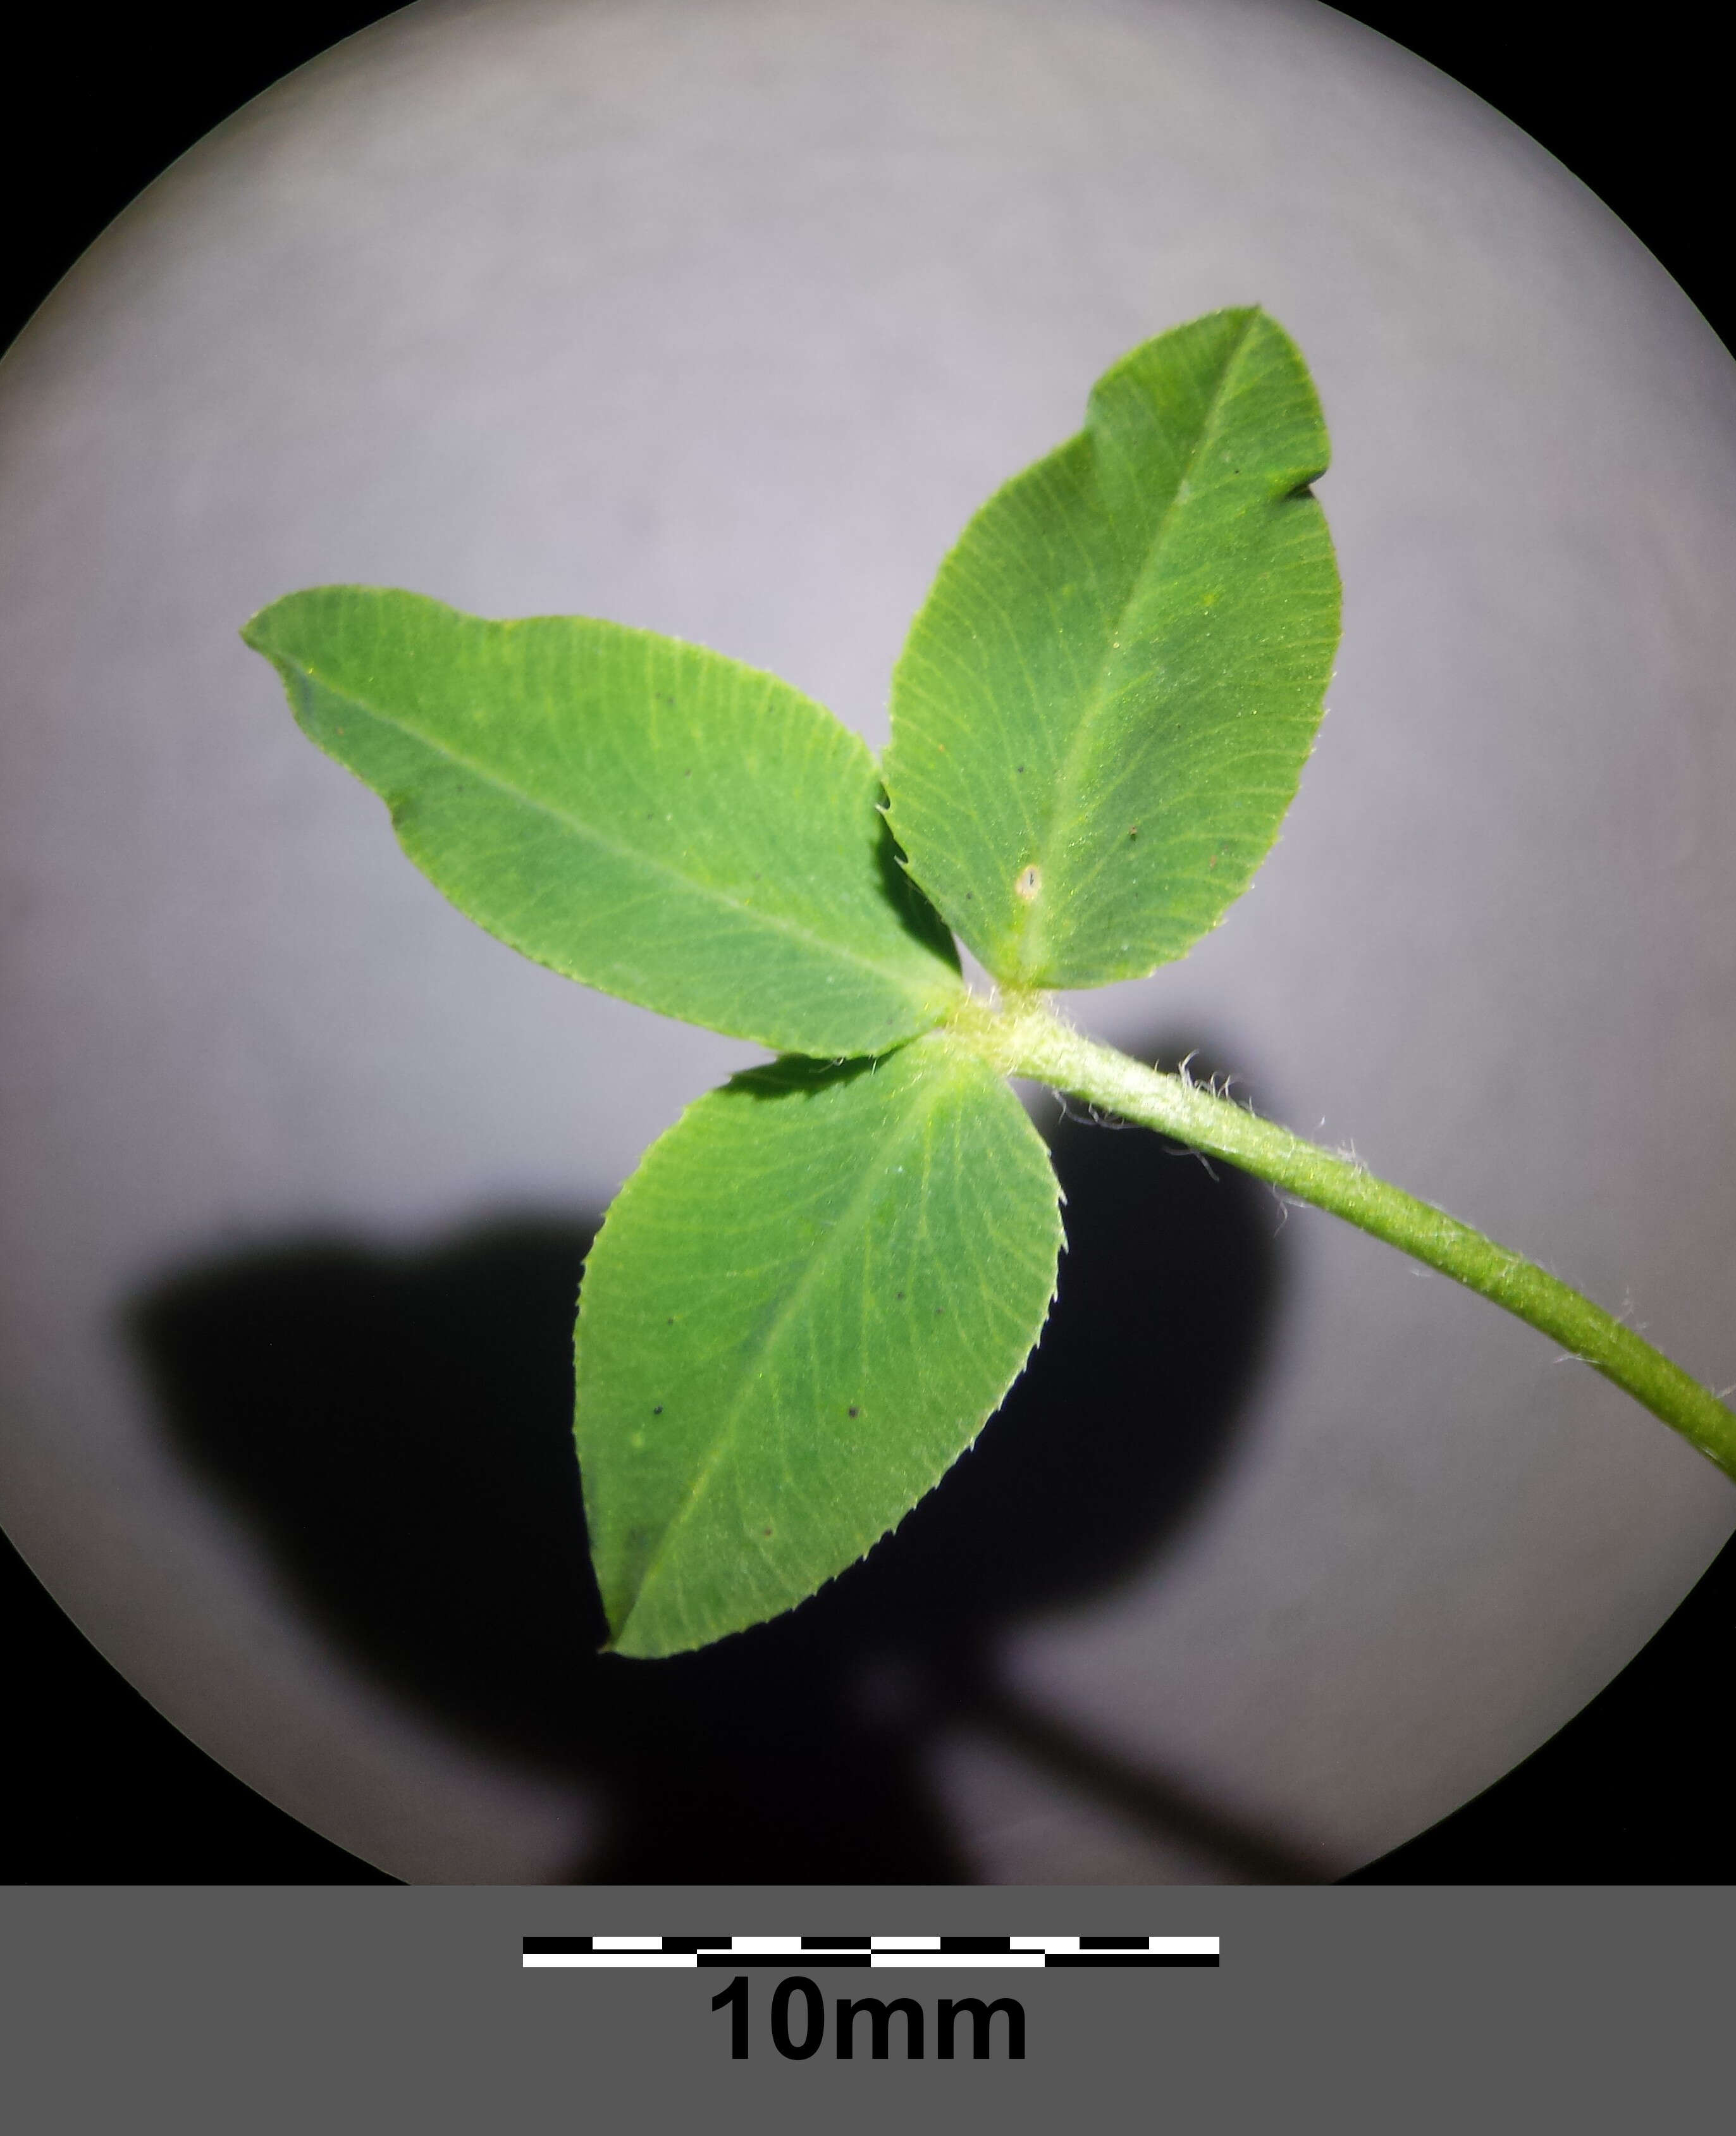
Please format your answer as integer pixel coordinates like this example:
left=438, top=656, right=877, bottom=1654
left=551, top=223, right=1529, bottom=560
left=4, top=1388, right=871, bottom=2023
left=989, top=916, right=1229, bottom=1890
left=950, top=994, right=1736, bottom=1482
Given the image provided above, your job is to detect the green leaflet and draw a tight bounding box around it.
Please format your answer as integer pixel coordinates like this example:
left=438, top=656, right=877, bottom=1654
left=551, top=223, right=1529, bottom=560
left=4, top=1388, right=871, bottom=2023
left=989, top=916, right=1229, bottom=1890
left=883, top=307, right=1340, bottom=989
left=574, top=1033, right=1062, bottom=1657
left=243, top=588, right=963, bottom=1056
left=245, top=308, right=1355, bottom=1658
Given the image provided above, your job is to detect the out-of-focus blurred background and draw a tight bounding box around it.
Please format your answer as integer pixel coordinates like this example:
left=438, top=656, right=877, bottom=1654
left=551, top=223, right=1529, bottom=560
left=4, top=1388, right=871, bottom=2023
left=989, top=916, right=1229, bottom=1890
left=3, top=0, right=1733, bottom=1883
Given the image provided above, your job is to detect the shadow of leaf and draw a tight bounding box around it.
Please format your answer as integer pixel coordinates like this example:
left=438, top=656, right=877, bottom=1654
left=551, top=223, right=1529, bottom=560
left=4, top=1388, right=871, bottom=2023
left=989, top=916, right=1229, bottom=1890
left=128, top=1030, right=1314, bottom=1880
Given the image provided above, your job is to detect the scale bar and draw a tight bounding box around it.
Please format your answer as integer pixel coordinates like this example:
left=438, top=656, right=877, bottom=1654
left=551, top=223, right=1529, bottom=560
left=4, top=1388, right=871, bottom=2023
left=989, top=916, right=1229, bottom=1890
left=523, top=1934, right=1219, bottom=1970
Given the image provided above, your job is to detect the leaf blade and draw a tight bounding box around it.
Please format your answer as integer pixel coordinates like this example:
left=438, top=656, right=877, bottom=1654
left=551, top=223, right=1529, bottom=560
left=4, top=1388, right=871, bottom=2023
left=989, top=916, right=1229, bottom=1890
left=884, top=307, right=1340, bottom=987
left=243, top=587, right=963, bottom=1054
left=574, top=1034, right=1062, bottom=1656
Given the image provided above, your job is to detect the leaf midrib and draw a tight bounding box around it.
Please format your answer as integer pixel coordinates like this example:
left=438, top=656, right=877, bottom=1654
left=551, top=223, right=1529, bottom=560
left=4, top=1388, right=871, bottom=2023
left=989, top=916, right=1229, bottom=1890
left=614, top=1055, right=956, bottom=1641
left=284, top=649, right=957, bottom=1006
left=1016, top=312, right=1258, bottom=973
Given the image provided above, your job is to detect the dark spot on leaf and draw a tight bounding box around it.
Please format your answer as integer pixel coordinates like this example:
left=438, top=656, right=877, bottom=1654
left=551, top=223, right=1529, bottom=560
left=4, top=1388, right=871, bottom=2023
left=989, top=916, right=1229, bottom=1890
left=1128, top=825, right=1139, bottom=840
left=652, top=1404, right=663, bottom=1414
left=1016, top=764, right=1025, bottom=773
left=847, top=1406, right=859, bottom=1418
left=761, top=1527, right=773, bottom=1538
left=896, top=1290, right=904, bottom=1300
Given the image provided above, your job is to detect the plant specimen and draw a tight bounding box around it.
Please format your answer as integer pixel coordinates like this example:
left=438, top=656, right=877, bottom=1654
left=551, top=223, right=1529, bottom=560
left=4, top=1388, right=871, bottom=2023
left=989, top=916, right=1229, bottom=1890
left=243, top=308, right=1735, bottom=1659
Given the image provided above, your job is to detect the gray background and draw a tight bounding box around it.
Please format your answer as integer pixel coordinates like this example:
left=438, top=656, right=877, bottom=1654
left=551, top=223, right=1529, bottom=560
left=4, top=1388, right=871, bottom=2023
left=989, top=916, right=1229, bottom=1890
left=1, top=0, right=1733, bottom=1882
left=4, top=1887, right=1728, bottom=2131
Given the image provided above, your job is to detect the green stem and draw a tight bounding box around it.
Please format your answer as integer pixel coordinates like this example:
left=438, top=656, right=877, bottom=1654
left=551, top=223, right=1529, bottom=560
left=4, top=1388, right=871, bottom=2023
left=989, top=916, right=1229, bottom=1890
left=951, top=994, right=1736, bottom=1483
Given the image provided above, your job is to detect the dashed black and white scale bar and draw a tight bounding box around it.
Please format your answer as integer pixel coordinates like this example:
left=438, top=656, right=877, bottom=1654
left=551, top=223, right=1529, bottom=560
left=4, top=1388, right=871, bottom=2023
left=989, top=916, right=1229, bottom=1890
left=522, top=1935, right=1217, bottom=1970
